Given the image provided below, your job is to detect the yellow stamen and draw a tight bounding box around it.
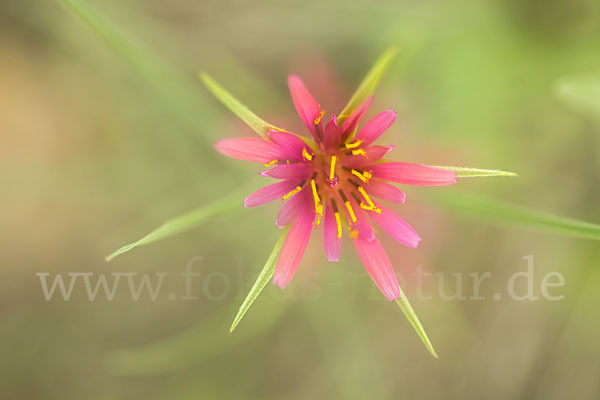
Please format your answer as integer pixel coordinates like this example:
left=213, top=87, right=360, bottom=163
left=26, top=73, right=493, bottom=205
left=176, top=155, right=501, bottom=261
left=329, top=155, right=337, bottom=181
left=282, top=186, right=302, bottom=200
left=360, top=202, right=382, bottom=214
left=264, top=160, right=278, bottom=167
left=358, top=186, right=376, bottom=208
left=351, top=149, right=366, bottom=157
left=310, top=179, right=323, bottom=218
left=344, top=201, right=357, bottom=223
left=351, top=169, right=371, bottom=183
left=302, top=147, right=313, bottom=161
left=314, top=110, right=325, bottom=125
left=345, top=139, right=363, bottom=149
left=334, top=212, right=342, bottom=239
left=349, top=229, right=359, bottom=239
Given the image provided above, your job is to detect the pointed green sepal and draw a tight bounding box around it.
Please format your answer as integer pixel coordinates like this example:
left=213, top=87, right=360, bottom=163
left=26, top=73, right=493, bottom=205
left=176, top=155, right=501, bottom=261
left=105, top=192, right=242, bottom=262
left=230, top=226, right=290, bottom=332
left=429, top=165, right=518, bottom=178
left=200, top=72, right=287, bottom=140
left=338, top=46, right=398, bottom=124
left=395, top=287, right=438, bottom=358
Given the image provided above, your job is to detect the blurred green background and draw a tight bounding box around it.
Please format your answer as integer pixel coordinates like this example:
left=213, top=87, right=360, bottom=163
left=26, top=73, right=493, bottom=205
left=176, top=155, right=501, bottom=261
left=2, top=0, right=600, bottom=398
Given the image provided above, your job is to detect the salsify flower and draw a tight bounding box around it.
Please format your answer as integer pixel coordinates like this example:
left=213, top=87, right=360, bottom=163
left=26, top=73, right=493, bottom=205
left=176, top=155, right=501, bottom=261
left=105, top=47, right=515, bottom=356
left=215, top=75, right=457, bottom=301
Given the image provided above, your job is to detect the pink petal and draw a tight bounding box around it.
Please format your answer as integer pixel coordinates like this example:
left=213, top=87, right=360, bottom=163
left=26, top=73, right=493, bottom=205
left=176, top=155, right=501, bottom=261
left=288, top=75, right=322, bottom=140
left=273, top=205, right=315, bottom=289
left=354, top=110, right=397, bottom=145
left=243, top=180, right=300, bottom=208
left=215, top=138, right=288, bottom=163
left=340, top=96, right=373, bottom=141
left=268, top=130, right=309, bottom=161
left=365, top=180, right=406, bottom=203
left=260, top=164, right=312, bottom=180
left=343, top=145, right=395, bottom=168
left=276, top=186, right=309, bottom=228
left=353, top=236, right=401, bottom=301
left=323, top=114, right=340, bottom=151
left=369, top=205, right=421, bottom=248
left=371, top=162, right=457, bottom=186
left=323, top=202, right=341, bottom=262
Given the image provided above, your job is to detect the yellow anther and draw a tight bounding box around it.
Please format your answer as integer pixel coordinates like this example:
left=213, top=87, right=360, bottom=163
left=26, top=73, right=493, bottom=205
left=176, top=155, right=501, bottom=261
left=351, top=169, right=371, bottom=183
left=349, top=229, right=359, bottom=239
left=302, top=147, right=313, bottom=161
left=344, top=201, right=357, bottom=223
left=345, top=139, right=363, bottom=149
left=334, top=212, right=342, bottom=239
left=282, top=186, right=302, bottom=200
left=310, top=179, right=323, bottom=217
left=351, top=149, right=366, bottom=157
left=264, top=160, right=278, bottom=167
left=357, top=186, right=376, bottom=208
left=359, top=202, right=382, bottom=214
left=314, top=110, right=325, bottom=125
left=329, top=155, right=337, bottom=181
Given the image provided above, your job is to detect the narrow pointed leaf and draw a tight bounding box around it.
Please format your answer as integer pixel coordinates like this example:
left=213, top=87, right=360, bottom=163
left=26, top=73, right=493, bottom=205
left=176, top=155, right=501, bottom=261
left=106, top=191, right=244, bottom=262
left=395, top=286, right=438, bottom=358
left=200, top=72, right=286, bottom=140
left=427, top=165, right=518, bottom=178
left=338, top=46, right=398, bottom=124
left=230, top=227, right=290, bottom=332
left=57, top=0, right=215, bottom=140
left=427, top=192, right=600, bottom=240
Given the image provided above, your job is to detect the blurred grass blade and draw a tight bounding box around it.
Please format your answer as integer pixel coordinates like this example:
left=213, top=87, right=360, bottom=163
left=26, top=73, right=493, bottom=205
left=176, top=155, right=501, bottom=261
left=230, top=227, right=290, bottom=332
left=338, top=46, right=398, bottom=124
left=106, top=191, right=243, bottom=261
left=109, top=298, right=290, bottom=375
left=395, top=286, right=438, bottom=358
left=428, top=165, right=518, bottom=178
left=200, top=72, right=286, bottom=140
left=57, top=0, right=214, bottom=139
left=556, top=73, right=600, bottom=119
left=428, top=192, right=600, bottom=240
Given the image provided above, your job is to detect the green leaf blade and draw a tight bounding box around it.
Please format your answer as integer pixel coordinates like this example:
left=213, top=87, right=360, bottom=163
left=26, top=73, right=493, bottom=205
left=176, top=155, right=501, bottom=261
left=230, top=227, right=290, bottom=332
left=428, top=192, right=600, bottom=241
left=200, top=72, right=285, bottom=140
left=395, top=287, right=438, bottom=358
left=428, top=165, right=519, bottom=178
left=338, top=46, right=398, bottom=124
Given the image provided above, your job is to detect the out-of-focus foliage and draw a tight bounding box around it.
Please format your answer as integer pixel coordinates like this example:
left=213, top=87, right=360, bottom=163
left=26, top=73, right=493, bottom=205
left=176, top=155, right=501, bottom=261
left=2, top=0, right=600, bottom=399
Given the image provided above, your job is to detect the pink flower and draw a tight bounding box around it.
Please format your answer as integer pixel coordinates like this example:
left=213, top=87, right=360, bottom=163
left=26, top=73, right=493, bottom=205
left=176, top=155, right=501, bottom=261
left=215, top=75, right=457, bottom=301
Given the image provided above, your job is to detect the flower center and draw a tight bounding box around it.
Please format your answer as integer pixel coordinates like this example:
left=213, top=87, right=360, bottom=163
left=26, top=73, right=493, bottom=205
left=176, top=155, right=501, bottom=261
left=302, top=140, right=380, bottom=234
